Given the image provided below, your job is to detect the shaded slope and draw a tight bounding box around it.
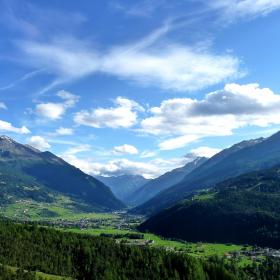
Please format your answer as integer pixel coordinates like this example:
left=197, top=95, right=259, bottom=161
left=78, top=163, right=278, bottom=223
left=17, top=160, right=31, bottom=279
left=139, top=164, right=280, bottom=248
left=134, top=132, right=280, bottom=215
left=0, top=136, right=124, bottom=211
left=96, top=174, right=149, bottom=204
left=130, top=157, right=207, bottom=206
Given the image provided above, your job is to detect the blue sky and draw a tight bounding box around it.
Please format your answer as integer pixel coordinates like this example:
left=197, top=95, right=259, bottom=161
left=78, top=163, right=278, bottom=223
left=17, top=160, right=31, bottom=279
left=1, top=0, right=280, bottom=178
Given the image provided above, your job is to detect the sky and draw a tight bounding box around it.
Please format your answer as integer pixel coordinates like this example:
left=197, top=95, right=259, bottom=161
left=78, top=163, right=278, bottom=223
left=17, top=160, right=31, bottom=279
left=1, top=0, right=280, bottom=178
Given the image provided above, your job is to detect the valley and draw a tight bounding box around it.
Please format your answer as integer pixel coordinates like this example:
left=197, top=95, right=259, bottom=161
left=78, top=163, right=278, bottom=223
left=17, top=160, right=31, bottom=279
left=1, top=201, right=273, bottom=269
left=2, top=133, right=280, bottom=279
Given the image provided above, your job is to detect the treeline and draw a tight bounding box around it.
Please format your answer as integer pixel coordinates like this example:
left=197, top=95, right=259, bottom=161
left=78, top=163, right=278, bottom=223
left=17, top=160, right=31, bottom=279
left=0, top=219, right=247, bottom=280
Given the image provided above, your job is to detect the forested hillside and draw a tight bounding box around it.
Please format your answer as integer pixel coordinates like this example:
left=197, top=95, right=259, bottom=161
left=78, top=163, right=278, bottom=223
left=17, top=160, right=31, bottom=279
left=139, top=164, right=280, bottom=248
left=0, top=136, right=124, bottom=213
left=134, top=132, right=280, bottom=216
left=0, top=219, right=249, bottom=280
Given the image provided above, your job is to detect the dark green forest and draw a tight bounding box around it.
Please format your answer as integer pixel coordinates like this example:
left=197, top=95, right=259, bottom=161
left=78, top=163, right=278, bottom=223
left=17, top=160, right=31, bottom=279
left=1, top=219, right=280, bottom=279
left=0, top=219, right=249, bottom=280
left=139, top=165, right=280, bottom=248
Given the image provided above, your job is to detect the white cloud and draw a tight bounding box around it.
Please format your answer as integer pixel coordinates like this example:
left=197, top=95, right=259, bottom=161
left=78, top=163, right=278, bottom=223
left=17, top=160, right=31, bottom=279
left=62, top=144, right=91, bottom=156
left=113, top=144, right=138, bottom=155
left=62, top=152, right=194, bottom=179
left=142, top=83, right=280, bottom=150
left=36, top=103, right=65, bottom=120
left=36, top=90, right=79, bottom=120
left=0, top=103, right=7, bottom=110
left=159, top=135, right=199, bottom=150
left=0, top=69, right=43, bottom=91
left=190, top=146, right=222, bottom=158
left=210, top=0, right=280, bottom=20
left=0, top=120, right=30, bottom=134
left=102, top=44, right=241, bottom=92
left=28, top=136, right=50, bottom=150
left=140, top=150, right=157, bottom=158
left=18, top=25, right=242, bottom=93
left=74, top=97, right=144, bottom=128
left=110, top=0, right=168, bottom=17
left=55, top=127, right=73, bottom=135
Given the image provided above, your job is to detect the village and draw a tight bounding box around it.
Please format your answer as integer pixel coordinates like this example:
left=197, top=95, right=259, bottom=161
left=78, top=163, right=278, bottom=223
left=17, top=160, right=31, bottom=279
left=228, top=247, right=280, bottom=260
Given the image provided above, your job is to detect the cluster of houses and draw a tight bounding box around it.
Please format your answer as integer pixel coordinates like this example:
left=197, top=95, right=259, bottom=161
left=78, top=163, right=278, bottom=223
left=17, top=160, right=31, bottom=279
left=226, top=247, right=280, bottom=260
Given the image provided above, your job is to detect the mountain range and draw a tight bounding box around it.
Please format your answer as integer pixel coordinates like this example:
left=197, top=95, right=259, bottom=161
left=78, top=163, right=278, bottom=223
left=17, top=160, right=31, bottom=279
left=133, top=131, right=280, bottom=216
left=0, top=136, right=124, bottom=216
left=96, top=174, right=149, bottom=204
left=129, top=157, right=207, bottom=206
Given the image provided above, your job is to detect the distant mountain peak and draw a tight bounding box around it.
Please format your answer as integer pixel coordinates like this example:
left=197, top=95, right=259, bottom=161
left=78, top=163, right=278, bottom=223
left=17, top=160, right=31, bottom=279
left=0, top=135, right=15, bottom=143
left=233, top=137, right=264, bottom=149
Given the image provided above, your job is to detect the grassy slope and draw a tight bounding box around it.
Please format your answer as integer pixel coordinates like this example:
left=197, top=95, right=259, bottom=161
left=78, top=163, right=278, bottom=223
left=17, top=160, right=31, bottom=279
left=3, top=264, right=73, bottom=280
left=0, top=198, right=118, bottom=221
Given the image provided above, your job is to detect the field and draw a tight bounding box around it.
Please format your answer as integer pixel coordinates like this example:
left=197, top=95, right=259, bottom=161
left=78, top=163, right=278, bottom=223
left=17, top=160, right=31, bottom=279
left=0, top=202, right=261, bottom=267
left=51, top=213, right=256, bottom=266
left=0, top=197, right=118, bottom=221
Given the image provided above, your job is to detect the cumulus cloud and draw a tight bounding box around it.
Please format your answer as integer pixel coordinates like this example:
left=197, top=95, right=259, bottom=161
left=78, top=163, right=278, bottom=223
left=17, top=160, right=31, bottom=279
left=55, top=127, right=73, bottom=135
left=190, top=146, right=222, bottom=158
left=18, top=24, right=242, bottom=93
left=62, top=152, right=194, bottom=179
left=0, top=103, right=7, bottom=110
left=74, top=97, right=144, bottom=128
left=36, top=90, right=79, bottom=120
left=141, top=83, right=280, bottom=150
left=0, top=120, right=30, bottom=134
left=28, top=136, right=51, bottom=150
left=113, top=144, right=138, bottom=155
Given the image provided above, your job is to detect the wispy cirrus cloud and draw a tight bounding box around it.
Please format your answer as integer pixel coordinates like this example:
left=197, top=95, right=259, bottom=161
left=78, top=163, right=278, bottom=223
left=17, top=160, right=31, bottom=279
left=16, top=23, right=243, bottom=94
left=0, top=69, right=44, bottom=91
left=0, top=0, right=87, bottom=38
left=208, top=0, right=280, bottom=21
left=110, top=0, right=170, bottom=18
left=0, top=102, right=7, bottom=109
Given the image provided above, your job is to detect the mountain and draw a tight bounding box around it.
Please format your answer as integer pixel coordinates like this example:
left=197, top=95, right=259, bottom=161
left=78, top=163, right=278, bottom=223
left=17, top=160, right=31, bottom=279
left=138, top=164, right=280, bottom=248
left=96, top=174, right=149, bottom=204
left=133, top=131, right=280, bottom=216
left=0, top=136, right=124, bottom=216
left=129, top=157, right=207, bottom=206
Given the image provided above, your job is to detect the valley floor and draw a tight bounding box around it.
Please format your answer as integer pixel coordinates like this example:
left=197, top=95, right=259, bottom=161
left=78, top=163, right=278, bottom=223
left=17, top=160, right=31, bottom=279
left=1, top=200, right=278, bottom=269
